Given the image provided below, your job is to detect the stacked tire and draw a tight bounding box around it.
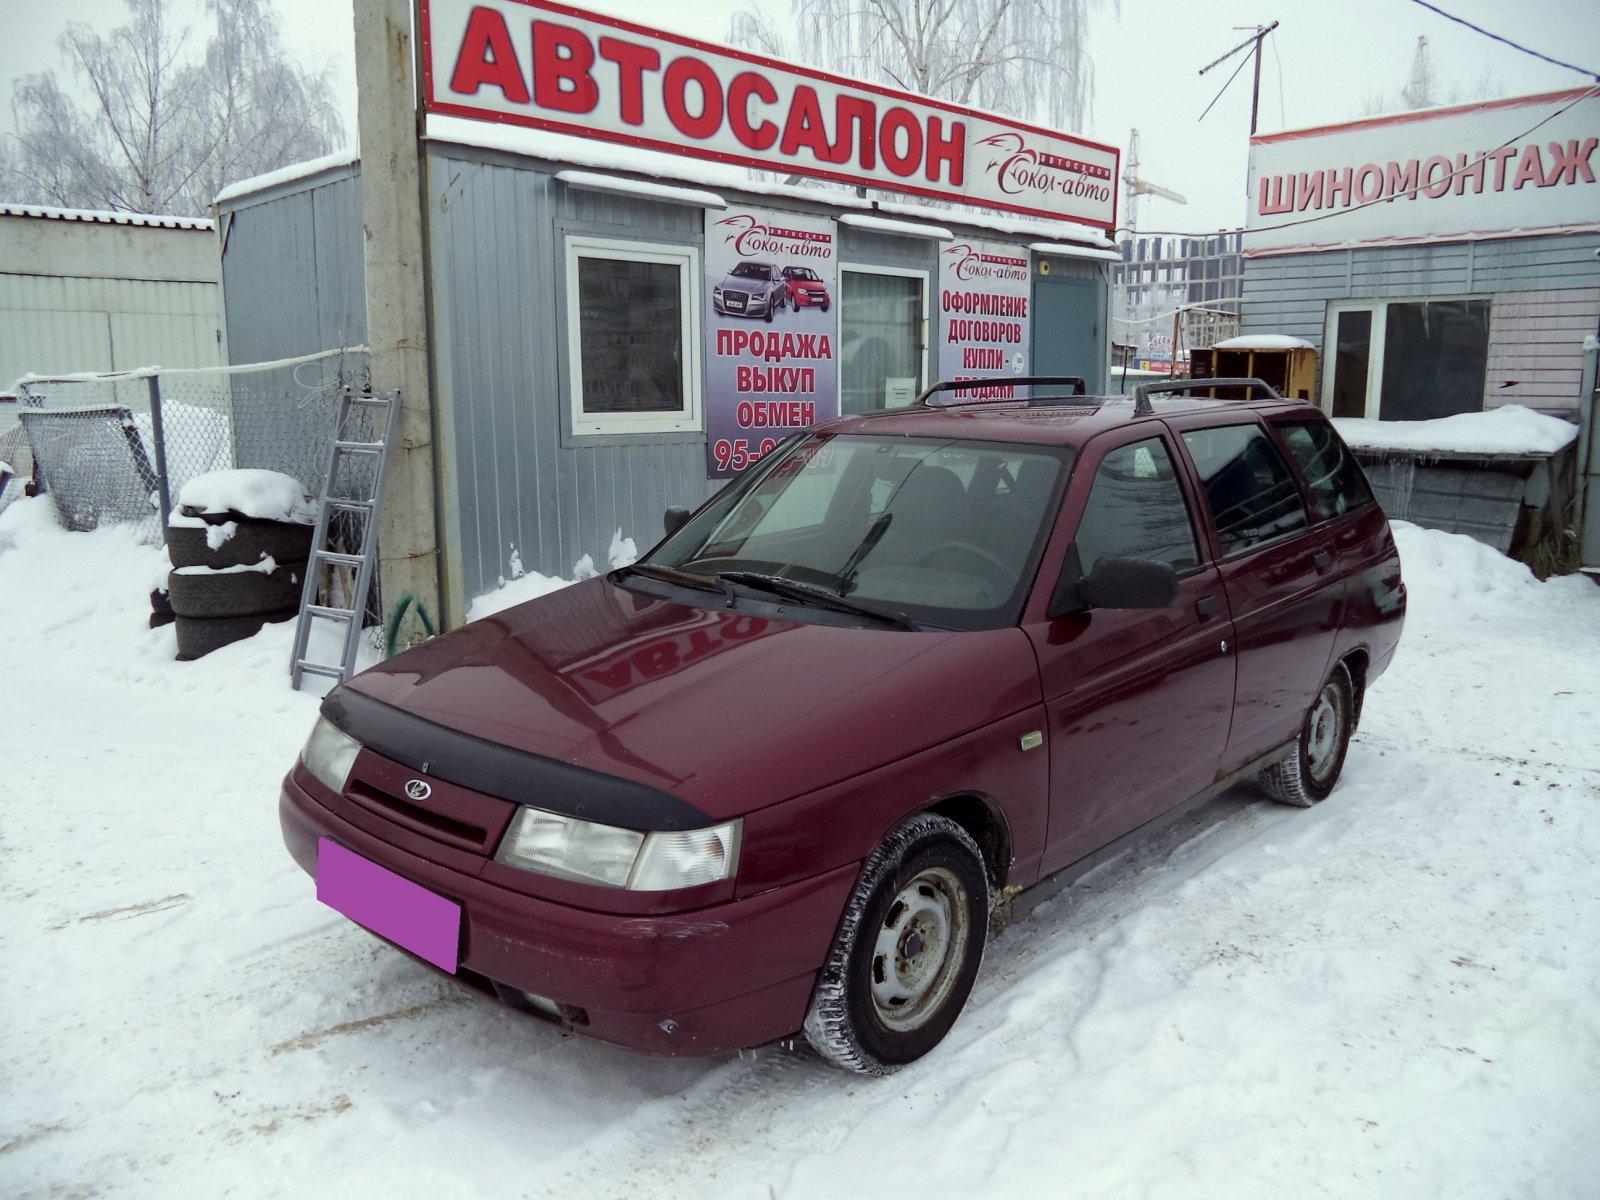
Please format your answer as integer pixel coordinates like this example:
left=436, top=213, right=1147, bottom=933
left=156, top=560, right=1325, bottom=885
left=164, top=511, right=314, bottom=660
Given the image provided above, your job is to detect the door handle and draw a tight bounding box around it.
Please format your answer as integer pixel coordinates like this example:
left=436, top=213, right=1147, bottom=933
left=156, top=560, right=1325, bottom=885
left=1313, top=550, right=1334, bottom=573
left=1195, top=595, right=1222, bottom=618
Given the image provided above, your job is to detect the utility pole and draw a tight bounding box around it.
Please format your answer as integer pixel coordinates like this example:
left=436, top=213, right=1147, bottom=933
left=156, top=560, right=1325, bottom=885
left=1199, top=21, right=1280, bottom=136
left=1249, top=26, right=1265, bottom=135
left=353, top=0, right=443, bottom=634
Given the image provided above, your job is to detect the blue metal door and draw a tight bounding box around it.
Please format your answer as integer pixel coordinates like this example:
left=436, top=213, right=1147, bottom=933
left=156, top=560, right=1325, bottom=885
left=1031, top=266, right=1105, bottom=392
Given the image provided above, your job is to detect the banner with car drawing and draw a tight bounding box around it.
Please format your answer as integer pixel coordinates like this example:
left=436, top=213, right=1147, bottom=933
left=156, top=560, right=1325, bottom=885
left=937, top=240, right=1033, bottom=401
left=704, top=207, right=840, bottom=479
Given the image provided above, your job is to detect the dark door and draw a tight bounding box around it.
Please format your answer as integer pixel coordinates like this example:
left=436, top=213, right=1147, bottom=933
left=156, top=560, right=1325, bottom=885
left=1024, top=428, right=1237, bottom=878
left=1172, top=417, right=1341, bottom=773
left=1031, top=267, right=1103, bottom=393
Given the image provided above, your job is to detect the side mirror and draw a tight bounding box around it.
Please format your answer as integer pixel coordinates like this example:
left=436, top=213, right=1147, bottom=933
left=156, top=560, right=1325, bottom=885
left=1078, top=557, right=1179, bottom=611
left=663, top=505, right=691, bottom=536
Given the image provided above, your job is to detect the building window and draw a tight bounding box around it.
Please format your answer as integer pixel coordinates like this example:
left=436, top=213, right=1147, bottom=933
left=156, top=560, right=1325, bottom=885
left=840, top=266, right=928, bottom=415
left=1321, top=297, right=1490, bottom=421
left=565, top=236, right=702, bottom=436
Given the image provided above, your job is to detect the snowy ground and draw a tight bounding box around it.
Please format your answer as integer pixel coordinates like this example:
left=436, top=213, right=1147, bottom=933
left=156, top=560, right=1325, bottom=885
left=3, top=494, right=1598, bottom=1198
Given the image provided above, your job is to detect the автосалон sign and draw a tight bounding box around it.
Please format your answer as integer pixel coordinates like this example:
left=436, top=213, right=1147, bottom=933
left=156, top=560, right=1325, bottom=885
left=420, top=0, right=1120, bottom=230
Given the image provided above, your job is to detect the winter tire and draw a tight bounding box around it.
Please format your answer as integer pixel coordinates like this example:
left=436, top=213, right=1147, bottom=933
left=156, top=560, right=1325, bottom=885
left=149, top=587, right=174, bottom=617
left=173, top=611, right=294, bottom=661
left=1258, top=662, right=1354, bottom=806
left=803, top=813, right=988, bottom=1075
left=166, top=519, right=313, bottom=570
left=166, top=562, right=306, bottom=619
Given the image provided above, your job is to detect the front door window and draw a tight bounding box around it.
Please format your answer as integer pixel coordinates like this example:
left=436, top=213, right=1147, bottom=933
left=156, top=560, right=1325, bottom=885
left=841, top=270, right=925, bottom=415
left=1322, top=297, right=1491, bottom=421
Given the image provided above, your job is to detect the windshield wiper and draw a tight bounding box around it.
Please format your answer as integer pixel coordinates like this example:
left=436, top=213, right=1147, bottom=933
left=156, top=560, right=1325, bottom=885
left=715, top=570, right=919, bottom=631
left=834, top=511, right=892, bottom=596
left=613, top=561, right=721, bottom=593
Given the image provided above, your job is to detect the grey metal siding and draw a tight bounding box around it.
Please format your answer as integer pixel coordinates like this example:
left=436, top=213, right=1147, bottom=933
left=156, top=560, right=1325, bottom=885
left=428, top=151, right=719, bottom=613
left=218, top=172, right=366, bottom=362
left=216, top=170, right=367, bottom=485
left=423, top=144, right=1113, bottom=615
left=1241, top=232, right=1600, bottom=412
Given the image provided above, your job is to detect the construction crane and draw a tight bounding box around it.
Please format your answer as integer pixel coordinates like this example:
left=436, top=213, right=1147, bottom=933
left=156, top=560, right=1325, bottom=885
left=1122, top=127, right=1187, bottom=239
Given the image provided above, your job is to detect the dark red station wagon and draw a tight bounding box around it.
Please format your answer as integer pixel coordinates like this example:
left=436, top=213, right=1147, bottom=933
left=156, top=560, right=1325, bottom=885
left=282, top=377, right=1405, bottom=1074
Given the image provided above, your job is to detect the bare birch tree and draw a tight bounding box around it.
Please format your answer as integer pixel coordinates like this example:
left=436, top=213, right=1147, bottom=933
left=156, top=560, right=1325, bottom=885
left=729, top=0, right=1107, bottom=133
left=4, top=0, right=343, bottom=216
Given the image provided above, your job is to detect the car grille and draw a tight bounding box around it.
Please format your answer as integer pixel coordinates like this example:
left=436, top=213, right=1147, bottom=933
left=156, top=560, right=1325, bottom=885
left=724, top=290, right=748, bottom=310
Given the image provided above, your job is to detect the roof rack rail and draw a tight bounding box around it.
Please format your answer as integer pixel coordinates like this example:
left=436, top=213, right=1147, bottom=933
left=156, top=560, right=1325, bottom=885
left=1129, top=376, right=1287, bottom=416
left=916, top=376, right=1086, bottom=407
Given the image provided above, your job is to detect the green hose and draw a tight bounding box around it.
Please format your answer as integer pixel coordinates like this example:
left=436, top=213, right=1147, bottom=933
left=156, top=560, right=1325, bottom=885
left=384, top=591, right=437, bottom=657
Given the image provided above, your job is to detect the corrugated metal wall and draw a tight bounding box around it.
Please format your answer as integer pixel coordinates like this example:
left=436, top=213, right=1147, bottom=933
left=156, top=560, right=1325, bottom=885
left=217, top=149, right=1110, bottom=619
left=427, top=146, right=1012, bottom=612
left=1241, top=232, right=1600, bottom=414
left=217, top=168, right=367, bottom=488
left=0, top=274, right=223, bottom=389
left=218, top=169, right=366, bottom=362
left=427, top=151, right=717, bottom=612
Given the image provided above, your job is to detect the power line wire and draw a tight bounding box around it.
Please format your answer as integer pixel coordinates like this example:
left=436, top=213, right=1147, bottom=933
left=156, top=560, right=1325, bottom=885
left=1406, top=0, right=1600, bottom=81
left=1121, top=83, right=1600, bottom=238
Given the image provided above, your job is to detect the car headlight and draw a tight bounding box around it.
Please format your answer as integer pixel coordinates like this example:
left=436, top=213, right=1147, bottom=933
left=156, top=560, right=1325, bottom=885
left=496, top=807, right=742, bottom=891
left=301, top=716, right=361, bottom=794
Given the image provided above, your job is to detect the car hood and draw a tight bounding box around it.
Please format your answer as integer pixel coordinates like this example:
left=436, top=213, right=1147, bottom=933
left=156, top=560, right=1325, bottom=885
left=343, top=577, right=1040, bottom=820
left=789, top=280, right=826, bottom=292
left=719, top=274, right=771, bottom=289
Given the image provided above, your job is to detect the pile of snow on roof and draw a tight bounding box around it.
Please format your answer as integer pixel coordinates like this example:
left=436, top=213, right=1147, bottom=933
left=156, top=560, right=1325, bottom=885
left=1334, top=405, right=1579, bottom=457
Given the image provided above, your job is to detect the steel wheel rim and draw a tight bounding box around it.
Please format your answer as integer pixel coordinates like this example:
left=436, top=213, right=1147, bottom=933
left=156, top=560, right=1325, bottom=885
left=1307, top=683, right=1342, bottom=781
left=869, top=866, right=970, bottom=1032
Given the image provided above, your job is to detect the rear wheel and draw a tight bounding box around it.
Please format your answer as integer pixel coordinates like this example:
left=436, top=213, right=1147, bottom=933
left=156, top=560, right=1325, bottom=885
left=1258, top=663, right=1353, bottom=806
left=803, top=813, right=988, bottom=1074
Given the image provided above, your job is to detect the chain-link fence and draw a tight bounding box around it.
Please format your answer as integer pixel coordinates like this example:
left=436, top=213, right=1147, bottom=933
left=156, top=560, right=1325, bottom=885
left=11, top=349, right=369, bottom=540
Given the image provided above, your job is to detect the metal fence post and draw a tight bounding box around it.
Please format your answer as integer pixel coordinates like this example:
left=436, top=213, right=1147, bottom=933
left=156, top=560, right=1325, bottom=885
left=146, top=373, right=173, bottom=532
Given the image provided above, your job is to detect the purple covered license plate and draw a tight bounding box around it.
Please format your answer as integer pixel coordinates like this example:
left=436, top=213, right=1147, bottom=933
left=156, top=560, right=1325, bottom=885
left=316, top=838, right=461, bottom=973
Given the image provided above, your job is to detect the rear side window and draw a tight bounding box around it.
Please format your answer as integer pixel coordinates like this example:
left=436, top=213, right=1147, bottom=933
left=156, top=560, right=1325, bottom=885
left=1181, top=423, right=1309, bottom=556
left=1073, top=438, right=1201, bottom=573
left=1275, top=420, right=1375, bottom=519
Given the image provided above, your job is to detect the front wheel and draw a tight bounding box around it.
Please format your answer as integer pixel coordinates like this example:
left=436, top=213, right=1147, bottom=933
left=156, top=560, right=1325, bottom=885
left=803, top=813, right=988, bottom=1074
left=1258, top=662, right=1354, bottom=806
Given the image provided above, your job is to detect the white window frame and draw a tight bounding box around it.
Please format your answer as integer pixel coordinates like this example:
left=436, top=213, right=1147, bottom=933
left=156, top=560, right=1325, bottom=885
left=840, top=263, right=932, bottom=401
left=1320, top=294, right=1490, bottom=420
left=565, top=235, right=703, bottom=437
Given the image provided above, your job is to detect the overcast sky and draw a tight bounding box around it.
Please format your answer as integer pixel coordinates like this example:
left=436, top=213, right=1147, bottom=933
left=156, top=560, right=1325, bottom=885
left=4, top=0, right=1597, bottom=230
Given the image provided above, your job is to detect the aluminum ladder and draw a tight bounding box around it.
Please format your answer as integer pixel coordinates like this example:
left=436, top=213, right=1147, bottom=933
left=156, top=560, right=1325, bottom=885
left=289, top=388, right=400, bottom=690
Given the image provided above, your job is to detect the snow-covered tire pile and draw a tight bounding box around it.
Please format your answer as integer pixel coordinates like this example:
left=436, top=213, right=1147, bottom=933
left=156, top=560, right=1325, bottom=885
left=167, top=562, right=305, bottom=619
left=162, top=470, right=316, bottom=660
left=148, top=586, right=175, bottom=629
left=166, top=518, right=313, bottom=570
left=174, top=611, right=296, bottom=661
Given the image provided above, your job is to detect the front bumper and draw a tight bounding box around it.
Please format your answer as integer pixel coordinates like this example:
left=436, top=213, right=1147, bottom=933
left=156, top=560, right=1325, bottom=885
left=280, top=774, right=856, bottom=1056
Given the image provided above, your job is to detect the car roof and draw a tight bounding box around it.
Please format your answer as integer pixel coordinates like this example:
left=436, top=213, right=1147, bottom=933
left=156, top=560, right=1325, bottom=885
left=818, top=396, right=1315, bottom=447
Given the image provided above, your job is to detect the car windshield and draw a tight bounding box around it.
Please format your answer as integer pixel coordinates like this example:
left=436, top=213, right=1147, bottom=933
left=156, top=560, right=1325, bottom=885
left=731, top=263, right=772, bottom=279
left=786, top=267, right=819, bottom=281
left=645, top=433, right=1071, bottom=630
